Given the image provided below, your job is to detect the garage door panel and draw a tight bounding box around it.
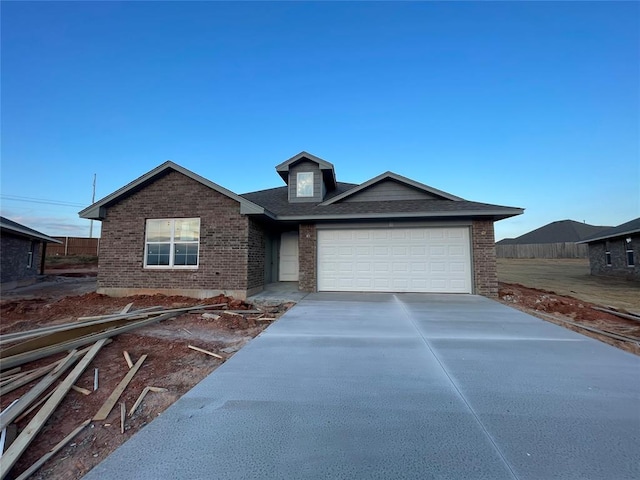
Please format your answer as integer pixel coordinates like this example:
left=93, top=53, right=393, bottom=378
left=318, top=227, right=471, bottom=293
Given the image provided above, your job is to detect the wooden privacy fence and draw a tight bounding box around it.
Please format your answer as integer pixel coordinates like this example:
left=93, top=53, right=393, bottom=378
left=47, top=237, right=100, bottom=256
left=496, top=242, right=588, bottom=259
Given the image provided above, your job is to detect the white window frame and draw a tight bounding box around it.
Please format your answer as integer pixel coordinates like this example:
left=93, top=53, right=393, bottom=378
left=625, top=238, right=634, bottom=267
left=144, top=218, right=200, bottom=269
left=296, top=172, right=314, bottom=197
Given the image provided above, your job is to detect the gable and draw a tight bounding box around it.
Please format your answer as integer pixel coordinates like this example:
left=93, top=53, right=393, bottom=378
left=341, top=178, right=444, bottom=203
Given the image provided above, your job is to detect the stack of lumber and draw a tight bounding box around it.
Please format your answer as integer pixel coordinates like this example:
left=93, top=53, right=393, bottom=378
left=0, top=303, right=213, bottom=480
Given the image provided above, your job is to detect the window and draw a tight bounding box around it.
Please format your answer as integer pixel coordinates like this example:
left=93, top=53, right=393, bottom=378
left=27, top=241, right=37, bottom=268
left=296, top=172, right=314, bottom=197
left=145, top=218, right=200, bottom=268
left=605, top=241, right=611, bottom=266
left=626, top=238, right=634, bottom=267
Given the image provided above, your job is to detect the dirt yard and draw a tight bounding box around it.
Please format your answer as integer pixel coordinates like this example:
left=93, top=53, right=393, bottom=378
left=1, top=257, right=638, bottom=479
left=0, top=279, right=293, bottom=480
left=497, top=258, right=640, bottom=356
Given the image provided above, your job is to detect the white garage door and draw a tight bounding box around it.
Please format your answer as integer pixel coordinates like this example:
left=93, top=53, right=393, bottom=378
left=317, top=228, right=472, bottom=293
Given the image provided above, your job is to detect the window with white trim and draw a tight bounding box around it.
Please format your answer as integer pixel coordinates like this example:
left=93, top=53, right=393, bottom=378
left=605, top=241, right=611, bottom=266
left=297, top=172, right=314, bottom=197
left=145, top=218, right=200, bottom=268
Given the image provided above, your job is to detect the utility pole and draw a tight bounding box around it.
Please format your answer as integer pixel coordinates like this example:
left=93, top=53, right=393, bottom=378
left=89, top=174, right=96, bottom=238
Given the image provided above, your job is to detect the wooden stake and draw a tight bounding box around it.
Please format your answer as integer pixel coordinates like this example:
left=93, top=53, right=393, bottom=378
left=123, top=351, right=133, bottom=369
left=0, top=339, right=107, bottom=479
left=14, top=419, right=90, bottom=480
left=129, top=386, right=168, bottom=417
left=93, top=355, right=147, bottom=422
left=187, top=345, right=224, bottom=359
left=94, top=368, right=99, bottom=391
left=120, top=402, right=126, bottom=434
left=71, top=385, right=91, bottom=396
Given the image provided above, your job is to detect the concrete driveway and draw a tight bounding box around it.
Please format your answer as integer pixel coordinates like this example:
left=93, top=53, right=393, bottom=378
left=85, top=293, right=639, bottom=479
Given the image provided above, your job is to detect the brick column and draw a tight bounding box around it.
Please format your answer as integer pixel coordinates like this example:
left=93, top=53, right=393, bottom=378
left=472, top=220, right=498, bottom=298
left=298, top=224, right=317, bottom=292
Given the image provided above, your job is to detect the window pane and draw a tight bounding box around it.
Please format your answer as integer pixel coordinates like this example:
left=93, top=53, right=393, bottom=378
left=147, top=220, right=172, bottom=242
left=297, top=172, right=313, bottom=197
left=175, top=218, right=200, bottom=241
left=628, top=251, right=635, bottom=266
left=147, top=243, right=170, bottom=265
left=174, top=243, right=198, bottom=266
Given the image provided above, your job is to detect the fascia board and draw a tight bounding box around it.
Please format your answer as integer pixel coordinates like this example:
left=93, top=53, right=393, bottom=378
left=275, top=208, right=524, bottom=222
left=577, top=228, right=640, bottom=244
left=0, top=224, right=62, bottom=243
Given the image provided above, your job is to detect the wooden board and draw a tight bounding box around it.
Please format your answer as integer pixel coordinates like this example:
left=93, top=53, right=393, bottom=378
left=93, top=354, right=147, bottom=422
left=0, top=339, right=107, bottom=480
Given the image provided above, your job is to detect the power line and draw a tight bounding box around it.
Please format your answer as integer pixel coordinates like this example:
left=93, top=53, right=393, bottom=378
left=0, top=194, right=86, bottom=208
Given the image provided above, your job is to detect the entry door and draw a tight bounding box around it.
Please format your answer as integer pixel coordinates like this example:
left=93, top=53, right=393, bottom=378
left=279, top=231, right=299, bottom=281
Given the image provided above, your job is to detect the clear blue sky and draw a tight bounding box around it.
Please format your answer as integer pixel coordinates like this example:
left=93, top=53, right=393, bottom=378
left=1, top=1, right=638, bottom=240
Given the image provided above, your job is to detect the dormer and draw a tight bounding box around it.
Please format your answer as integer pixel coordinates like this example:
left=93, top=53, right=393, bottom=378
left=275, top=151, right=337, bottom=203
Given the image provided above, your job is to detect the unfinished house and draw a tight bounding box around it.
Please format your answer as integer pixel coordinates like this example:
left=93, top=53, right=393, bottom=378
left=79, top=152, right=523, bottom=299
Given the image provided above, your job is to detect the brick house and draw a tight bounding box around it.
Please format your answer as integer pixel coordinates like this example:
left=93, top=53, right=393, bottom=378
left=578, top=217, right=640, bottom=281
left=0, top=216, right=62, bottom=290
left=79, top=152, right=523, bottom=299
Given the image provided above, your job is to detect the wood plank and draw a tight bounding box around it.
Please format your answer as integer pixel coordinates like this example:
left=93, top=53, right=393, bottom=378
left=128, top=386, right=167, bottom=417
left=120, top=402, right=126, bottom=434
left=93, top=355, right=147, bottom=422
left=13, top=391, right=54, bottom=424
left=187, top=345, right=224, bottom=360
left=0, top=305, right=203, bottom=347
left=123, top=351, right=133, bottom=369
left=0, top=350, right=79, bottom=430
left=0, top=312, right=172, bottom=370
left=71, top=385, right=91, bottom=396
left=592, top=307, right=640, bottom=322
left=0, top=339, right=107, bottom=479
left=120, top=303, right=134, bottom=314
left=14, top=419, right=90, bottom=480
left=0, top=368, right=21, bottom=380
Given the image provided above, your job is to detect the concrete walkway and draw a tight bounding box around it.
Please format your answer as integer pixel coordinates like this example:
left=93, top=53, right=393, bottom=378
left=85, top=294, right=639, bottom=479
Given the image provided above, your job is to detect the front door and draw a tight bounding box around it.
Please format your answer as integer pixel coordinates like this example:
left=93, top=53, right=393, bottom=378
left=279, top=231, right=299, bottom=281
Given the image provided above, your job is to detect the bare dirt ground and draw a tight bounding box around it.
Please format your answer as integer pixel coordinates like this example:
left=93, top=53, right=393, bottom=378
left=0, top=270, right=293, bottom=480
left=497, top=258, right=640, bottom=356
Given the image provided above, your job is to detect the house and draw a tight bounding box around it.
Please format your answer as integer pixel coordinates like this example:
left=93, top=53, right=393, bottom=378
left=496, top=219, right=611, bottom=259
left=79, top=152, right=523, bottom=299
left=0, top=216, right=62, bottom=290
left=578, top=217, right=640, bottom=281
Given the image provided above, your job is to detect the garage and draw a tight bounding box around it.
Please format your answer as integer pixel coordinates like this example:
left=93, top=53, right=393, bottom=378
left=317, top=227, right=472, bottom=293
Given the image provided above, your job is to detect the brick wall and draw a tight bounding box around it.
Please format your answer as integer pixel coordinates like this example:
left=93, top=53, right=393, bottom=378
left=298, top=223, right=317, bottom=292
left=472, top=220, right=498, bottom=297
left=588, top=236, right=640, bottom=280
left=247, top=219, right=266, bottom=293
left=98, top=170, right=259, bottom=298
left=1, top=234, right=42, bottom=284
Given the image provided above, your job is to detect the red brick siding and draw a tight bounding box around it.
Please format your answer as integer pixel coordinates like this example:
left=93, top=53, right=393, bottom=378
left=472, top=220, right=498, bottom=297
left=298, top=224, right=317, bottom=292
left=98, top=170, right=251, bottom=293
left=247, top=219, right=266, bottom=291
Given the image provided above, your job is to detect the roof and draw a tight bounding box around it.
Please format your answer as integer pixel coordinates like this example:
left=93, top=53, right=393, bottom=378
left=79, top=161, right=269, bottom=220
left=275, top=151, right=337, bottom=190
left=578, top=217, right=640, bottom=244
left=0, top=216, right=62, bottom=243
left=241, top=185, right=522, bottom=221
left=497, top=220, right=612, bottom=245
left=319, top=171, right=463, bottom=205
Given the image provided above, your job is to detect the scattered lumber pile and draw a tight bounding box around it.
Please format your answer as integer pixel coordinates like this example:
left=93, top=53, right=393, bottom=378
left=0, top=302, right=228, bottom=480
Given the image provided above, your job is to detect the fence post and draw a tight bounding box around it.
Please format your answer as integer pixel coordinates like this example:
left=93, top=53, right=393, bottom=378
left=64, top=237, right=69, bottom=256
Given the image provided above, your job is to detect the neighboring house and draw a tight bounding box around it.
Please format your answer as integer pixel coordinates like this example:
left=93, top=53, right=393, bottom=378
left=79, top=152, right=523, bottom=299
left=496, top=219, right=612, bottom=259
left=0, top=216, right=62, bottom=289
left=578, top=217, right=640, bottom=281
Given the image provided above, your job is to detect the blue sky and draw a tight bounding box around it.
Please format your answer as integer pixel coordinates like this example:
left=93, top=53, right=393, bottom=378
left=1, top=1, right=638, bottom=241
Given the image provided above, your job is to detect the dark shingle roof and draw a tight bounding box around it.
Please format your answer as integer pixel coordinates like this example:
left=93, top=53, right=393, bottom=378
left=241, top=184, right=522, bottom=221
left=578, top=217, right=640, bottom=244
left=0, top=216, right=62, bottom=243
left=497, top=220, right=611, bottom=245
